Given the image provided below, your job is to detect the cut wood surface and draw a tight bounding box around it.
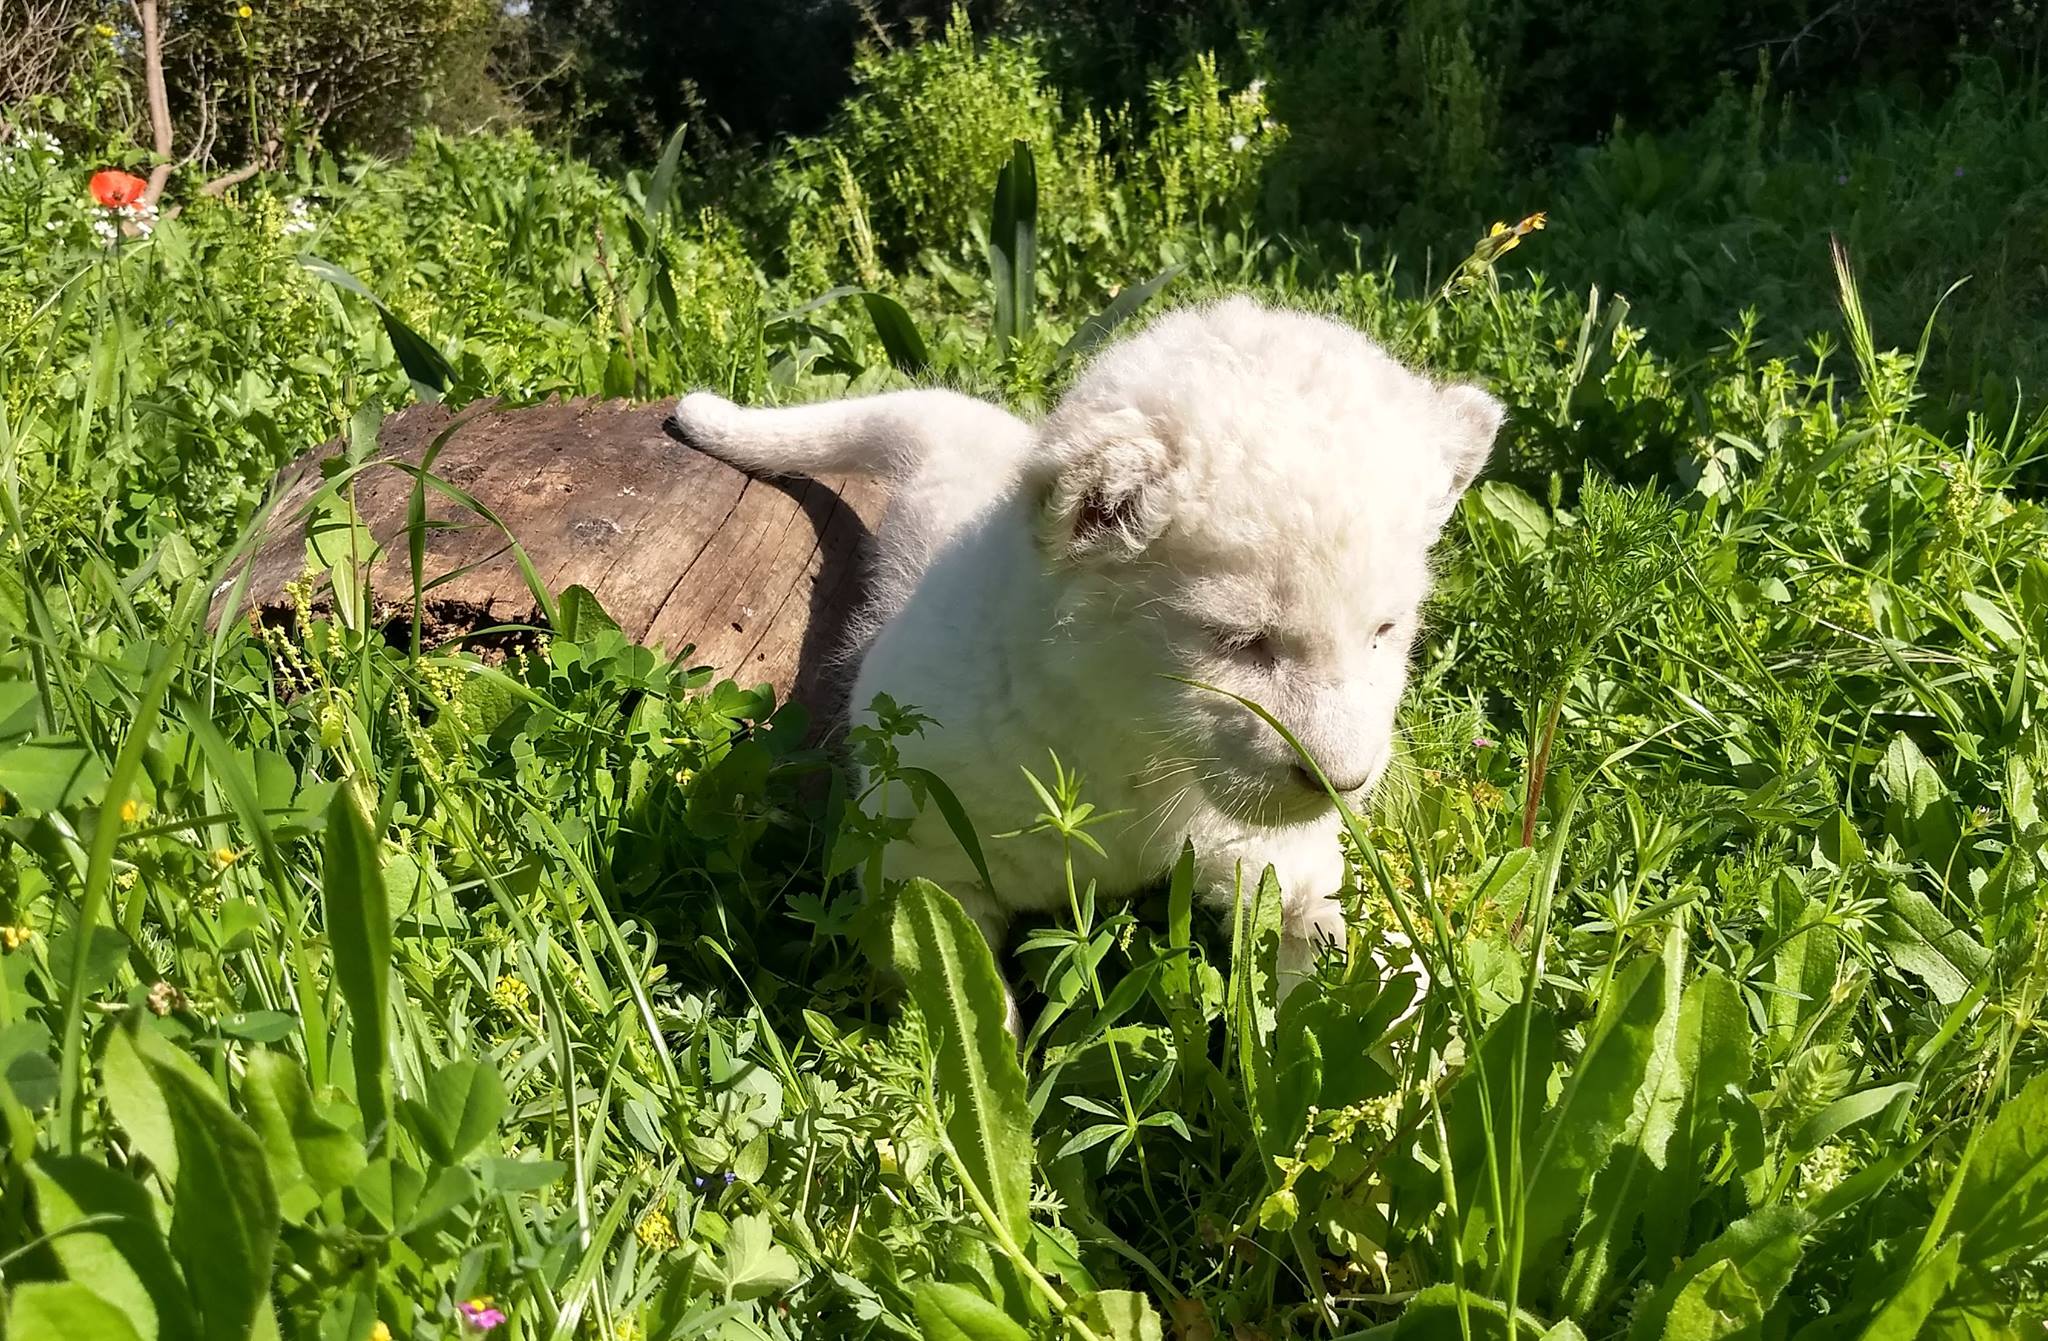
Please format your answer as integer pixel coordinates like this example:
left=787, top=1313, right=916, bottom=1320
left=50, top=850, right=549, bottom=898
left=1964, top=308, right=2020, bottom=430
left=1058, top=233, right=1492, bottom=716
left=225, top=397, right=886, bottom=714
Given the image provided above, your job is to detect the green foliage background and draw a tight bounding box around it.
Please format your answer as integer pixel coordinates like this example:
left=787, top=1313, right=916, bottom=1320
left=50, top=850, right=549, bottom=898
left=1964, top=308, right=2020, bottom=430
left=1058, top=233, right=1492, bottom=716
left=1, top=5, right=2046, bottom=1339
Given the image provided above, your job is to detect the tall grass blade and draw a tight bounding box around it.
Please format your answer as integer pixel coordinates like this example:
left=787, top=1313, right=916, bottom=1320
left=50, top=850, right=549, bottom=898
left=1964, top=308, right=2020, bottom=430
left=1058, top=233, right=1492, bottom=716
left=857, top=292, right=932, bottom=376
left=1056, top=266, right=1183, bottom=368
left=990, top=139, right=1037, bottom=352
left=646, top=123, right=689, bottom=229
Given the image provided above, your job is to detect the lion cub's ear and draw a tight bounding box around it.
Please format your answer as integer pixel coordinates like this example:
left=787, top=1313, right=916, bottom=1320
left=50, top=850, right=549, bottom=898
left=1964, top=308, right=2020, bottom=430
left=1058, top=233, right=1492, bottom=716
left=1433, top=383, right=1505, bottom=522
left=1038, top=411, right=1175, bottom=562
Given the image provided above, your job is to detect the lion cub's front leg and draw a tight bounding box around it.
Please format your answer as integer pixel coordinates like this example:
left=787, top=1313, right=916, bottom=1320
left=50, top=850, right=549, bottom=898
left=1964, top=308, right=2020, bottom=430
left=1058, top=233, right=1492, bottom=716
left=1194, top=823, right=1351, bottom=1001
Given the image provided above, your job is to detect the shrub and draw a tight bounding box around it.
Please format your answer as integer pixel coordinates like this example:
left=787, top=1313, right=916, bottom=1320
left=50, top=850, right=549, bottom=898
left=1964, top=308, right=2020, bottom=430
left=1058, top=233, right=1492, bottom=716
left=833, top=8, right=1068, bottom=255
left=159, top=0, right=496, bottom=161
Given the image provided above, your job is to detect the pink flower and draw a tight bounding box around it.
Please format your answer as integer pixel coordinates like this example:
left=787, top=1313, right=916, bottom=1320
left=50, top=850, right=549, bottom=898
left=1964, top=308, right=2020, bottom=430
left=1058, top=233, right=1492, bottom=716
left=458, top=1298, right=506, bottom=1332
left=1472, top=736, right=1496, bottom=750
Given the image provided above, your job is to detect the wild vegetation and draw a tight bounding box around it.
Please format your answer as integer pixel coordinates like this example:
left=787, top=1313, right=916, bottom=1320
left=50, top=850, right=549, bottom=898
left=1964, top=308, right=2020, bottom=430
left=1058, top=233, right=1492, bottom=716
left=1, top=5, right=2045, bottom=1339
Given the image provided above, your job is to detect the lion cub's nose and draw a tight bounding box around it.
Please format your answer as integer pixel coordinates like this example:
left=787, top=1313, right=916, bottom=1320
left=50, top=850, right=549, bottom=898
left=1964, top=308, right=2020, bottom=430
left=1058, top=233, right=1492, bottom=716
left=1294, top=764, right=1368, bottom=796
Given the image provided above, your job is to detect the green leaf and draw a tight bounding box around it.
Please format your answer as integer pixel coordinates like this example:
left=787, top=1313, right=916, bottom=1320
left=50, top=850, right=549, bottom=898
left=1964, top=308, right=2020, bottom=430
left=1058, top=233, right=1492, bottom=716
left=300, top=257, right=453, bottom=397
left=402, top=1163, right=480, bottom=1231
left=684, top=739, right=772, bottom=839
left=989, top=139, right=1037, bottom=352
left=1875, top=884, right=1988, bottom=1007
left=1662, top=1258, right=1767, bottom=1341
left=0, top=1020, right=60, bottom=1111
left=1387, top=1285, right=1538, bottom=1339
left=1161, top=841, right=1195, bottom=1003
left=555, top=584, right=622, bottom=642
left=1562, top=926, right=1687, bottom=1315
left=101, top=1026, right=178, bottom=1183
left=1056, top=266, right=1183, bottom=368
left=0, top=680, right=40, bottom=740
left=1873, top=733, right=1961, bottom=861
left=646, top=122, right=689, bottom=227
left=482, top=1156, right=568, bottom=1192
left=1630, top=1205, right=1810, bottom=1341
left=0, top=739, right=108, bottom=813
left=1767, top=885, right=1839, bottom=1046
left=910, top=1282, right=1032, bottom=1341
left=1790, top=1081, right=1916, bottom=1156
left=29, top=1154, right=201, bottom=1341
left=322, top=789, right=391, bottom=1141
left=405, top=1057, right=506, bottom=1166
left=5, top=1282, right=146, bottom=1341
left=1073, top=1289, right=1163, bottom=1341
left=857, top=292, right=931, bottom=376
left=1263, top=1016, right=1322, bottom=1155
left=116, top=1022, right=281, bottom=1341
left=898, top=767, right=996, bottom=896
left=1465, top=480, right=1554, bottom=557
left=242, top=1051, right=364, bottom=1215
left=1522, top=948, right=1673, bottom=1278
left=1231, top=864, right=1284, bottom=1104
left=216, top=1012, right=296, bottom=1043
left=1444, top=1002, right=1556, bottom=1262
left=890, top=879, right=1034, bottom=1249
left=349, top=1157, right=421, bottom=1232
left=1956, top=591, right=2021, bottom=648
left=1948, top=1070, right=2048, bottom=1268
left=1918, top=1266, right=2020, bottom=1340
left=717, top=1212, right=801, bottom=1302
left=1854, top=1236, right=1964, bottom=1341
left=1645, top=973, right=1752, bottom=1270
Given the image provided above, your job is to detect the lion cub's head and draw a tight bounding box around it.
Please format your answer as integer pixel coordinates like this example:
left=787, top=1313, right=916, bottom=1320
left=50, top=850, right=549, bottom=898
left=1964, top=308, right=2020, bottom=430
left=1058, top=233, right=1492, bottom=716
left=1035, top=296, right=1502, bottom=825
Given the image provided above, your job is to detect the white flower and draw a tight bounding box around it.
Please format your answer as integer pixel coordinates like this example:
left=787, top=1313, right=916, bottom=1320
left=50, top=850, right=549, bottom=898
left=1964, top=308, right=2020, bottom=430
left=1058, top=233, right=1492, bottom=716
left=1247, top=78, right=1267, bottom=97
left=281, top=196, right=316, bottom=235
left=1229, top=134, right=1249, bottom=152
left=113, top=200, right=159, bottom=236
left=92, top=217, right=118, bottom=243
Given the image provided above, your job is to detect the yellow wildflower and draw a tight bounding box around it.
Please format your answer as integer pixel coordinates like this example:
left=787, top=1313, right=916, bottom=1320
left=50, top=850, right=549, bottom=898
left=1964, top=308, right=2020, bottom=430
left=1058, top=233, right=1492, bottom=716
left=213, top=846, right=239, bottom=868
left=95, top=22, right=115, bottom=36
left=1485, top=212, right=1547, bottom=256
left=121, top=797, right=143, bottom=823
left=490, top=973, right=532, bottom=1014
left=236, top=3, right=252, bottom=16
left=635, top=1208, right=679, bottom=1252
left=370, top=1324, right=392, bottom=1341
left=1, top=925, right=33, bottom=951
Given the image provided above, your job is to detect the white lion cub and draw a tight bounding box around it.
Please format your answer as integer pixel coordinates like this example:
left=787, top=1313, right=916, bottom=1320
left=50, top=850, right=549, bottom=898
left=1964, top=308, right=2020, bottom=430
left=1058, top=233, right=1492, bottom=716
left=672, top=296, right=1501, bottom=1016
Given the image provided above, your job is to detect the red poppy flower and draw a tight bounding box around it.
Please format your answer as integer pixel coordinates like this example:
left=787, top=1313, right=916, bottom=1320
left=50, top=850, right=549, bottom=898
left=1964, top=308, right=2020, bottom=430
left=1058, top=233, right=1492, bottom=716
left=90, top=170, right=149, bottom=208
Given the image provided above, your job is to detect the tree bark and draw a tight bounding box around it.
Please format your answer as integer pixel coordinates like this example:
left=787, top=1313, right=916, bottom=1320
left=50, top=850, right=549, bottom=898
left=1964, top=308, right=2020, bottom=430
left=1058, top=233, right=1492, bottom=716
left=134, top=0, right=175, bottom=207
left=220, top=398, right=888, bottom=719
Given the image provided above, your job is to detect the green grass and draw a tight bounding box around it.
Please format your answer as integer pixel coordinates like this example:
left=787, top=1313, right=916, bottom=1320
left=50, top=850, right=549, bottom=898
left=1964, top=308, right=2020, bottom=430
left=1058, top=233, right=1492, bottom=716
left=1, top=30, right=2047, bottom=1341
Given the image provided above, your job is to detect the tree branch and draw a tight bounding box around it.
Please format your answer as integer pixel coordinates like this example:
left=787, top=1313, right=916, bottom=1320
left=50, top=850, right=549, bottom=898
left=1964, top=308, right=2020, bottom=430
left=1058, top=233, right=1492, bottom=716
left=199, top=162, right=261, bottom=195
left=133, top=0, right=175, bottom=206
left=197, top=139, right=277, bottom=197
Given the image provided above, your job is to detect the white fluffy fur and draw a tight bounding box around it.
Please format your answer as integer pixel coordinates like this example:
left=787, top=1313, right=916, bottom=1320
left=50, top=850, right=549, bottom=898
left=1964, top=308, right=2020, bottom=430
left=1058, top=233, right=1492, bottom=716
left=673, top=296, right=1502, bottom=1014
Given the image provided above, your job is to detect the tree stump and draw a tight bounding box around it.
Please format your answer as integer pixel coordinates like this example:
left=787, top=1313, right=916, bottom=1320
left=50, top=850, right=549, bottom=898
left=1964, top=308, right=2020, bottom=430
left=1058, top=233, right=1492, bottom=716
left=222, top=397, right=886, bottom=718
